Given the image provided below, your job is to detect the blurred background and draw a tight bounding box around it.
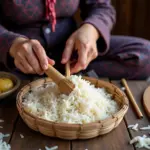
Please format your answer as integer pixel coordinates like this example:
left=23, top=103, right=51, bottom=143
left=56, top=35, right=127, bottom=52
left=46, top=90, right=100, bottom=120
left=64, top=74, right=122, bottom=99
left=112, top=0, right=150, bottom=39
left=75, top=0, right=150, bottom=40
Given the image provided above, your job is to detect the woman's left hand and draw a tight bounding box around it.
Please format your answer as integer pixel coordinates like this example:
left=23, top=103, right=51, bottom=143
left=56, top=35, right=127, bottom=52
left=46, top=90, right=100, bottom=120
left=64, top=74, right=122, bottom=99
left=61, top=24, right=99, bottom=74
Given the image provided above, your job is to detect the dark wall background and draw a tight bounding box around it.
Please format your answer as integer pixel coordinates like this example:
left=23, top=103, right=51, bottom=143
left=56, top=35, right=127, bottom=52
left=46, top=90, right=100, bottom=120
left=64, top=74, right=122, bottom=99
left=74, top=0, right=150, bottom=40
left=112, top=0, right=150, bottom=40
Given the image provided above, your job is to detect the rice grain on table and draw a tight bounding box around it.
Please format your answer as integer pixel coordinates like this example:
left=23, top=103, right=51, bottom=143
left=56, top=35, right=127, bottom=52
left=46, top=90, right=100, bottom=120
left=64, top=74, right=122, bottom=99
left=20, top=134, right=24, bottom=139
left=0, top=120, right=4, bottom=123
left=23, top=75, right=119, bottom=124
left=140, top=125, right=150, bottom=130
left=45, top=146, right=58, bottom=150
left=128, top=123, right=139, bottom=131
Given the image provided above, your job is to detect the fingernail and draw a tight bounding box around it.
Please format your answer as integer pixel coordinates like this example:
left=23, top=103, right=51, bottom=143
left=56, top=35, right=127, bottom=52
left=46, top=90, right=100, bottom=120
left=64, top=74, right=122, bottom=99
left=43, top=64, right=48, bottom=70
left=61, top=58, right=66, bottom=63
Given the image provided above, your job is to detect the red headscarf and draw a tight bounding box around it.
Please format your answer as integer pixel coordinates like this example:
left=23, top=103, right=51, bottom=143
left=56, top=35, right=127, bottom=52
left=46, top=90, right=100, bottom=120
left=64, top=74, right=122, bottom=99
left=45, top=0, right=56, bottom=32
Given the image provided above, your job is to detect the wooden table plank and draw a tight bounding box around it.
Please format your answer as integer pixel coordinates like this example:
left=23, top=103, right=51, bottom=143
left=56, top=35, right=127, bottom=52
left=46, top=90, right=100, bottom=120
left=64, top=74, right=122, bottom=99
left=10, top=118, right=70, bottom=150
left=72, top=121, right=134, bottom=150
left=72, top=79, right=134, bottom=150
left=0, top=106, right=18, bottom=143
left=0, top=78, right=30, bottom=147
left=123, top=81, right=150, bottom=135
left=112, top=80, right=150, bottom=150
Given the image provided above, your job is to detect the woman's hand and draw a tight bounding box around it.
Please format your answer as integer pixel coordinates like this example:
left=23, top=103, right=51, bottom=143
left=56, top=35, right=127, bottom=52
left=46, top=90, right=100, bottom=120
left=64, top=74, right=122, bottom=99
left=61, top=24, right=99, bottom=74
left=9, top=37, right=55, bottom=75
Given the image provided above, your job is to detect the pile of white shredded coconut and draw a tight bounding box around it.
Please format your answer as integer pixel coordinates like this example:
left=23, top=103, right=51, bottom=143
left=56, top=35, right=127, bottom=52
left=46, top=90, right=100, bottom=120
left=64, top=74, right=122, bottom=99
left=130, top=135, right=150, bottom=149
left=128, top=124, right=150, bottom=149
left=23, top=75, right=119, bottom=124
left=0, top=133, right=10, bottom=150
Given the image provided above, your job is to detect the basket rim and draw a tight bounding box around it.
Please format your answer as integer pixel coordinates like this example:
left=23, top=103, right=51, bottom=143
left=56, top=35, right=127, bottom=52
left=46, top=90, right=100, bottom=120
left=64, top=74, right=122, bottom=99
left=16, top=77, right=129, bottom=126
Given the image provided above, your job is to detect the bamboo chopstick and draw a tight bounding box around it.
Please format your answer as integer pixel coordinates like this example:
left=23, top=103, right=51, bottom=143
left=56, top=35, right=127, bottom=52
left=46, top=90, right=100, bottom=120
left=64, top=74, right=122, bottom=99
left=65, top=61, right=71, bottom=77
left=121, top=78, right=143, bottom=119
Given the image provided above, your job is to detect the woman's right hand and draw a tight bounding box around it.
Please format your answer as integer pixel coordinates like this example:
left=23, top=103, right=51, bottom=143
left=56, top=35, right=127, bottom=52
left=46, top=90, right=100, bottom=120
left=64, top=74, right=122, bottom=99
left=9, top=37, right=55, bottom=75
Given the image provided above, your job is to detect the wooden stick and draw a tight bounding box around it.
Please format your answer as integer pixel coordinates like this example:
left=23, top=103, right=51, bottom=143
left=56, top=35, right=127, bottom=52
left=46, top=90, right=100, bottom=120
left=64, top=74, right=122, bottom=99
left=45, top=64, right=65, bottom=84
left=65, top=61, right=71, bottom=77
left=121, top=78, right=143, bottom=119
left=45, top=64, right=74, bottom=95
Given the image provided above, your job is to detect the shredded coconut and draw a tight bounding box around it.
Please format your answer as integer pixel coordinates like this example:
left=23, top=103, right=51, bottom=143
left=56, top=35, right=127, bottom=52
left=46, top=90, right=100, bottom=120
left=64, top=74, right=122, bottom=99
left=128, top=123, right=139, bottom=131
left=20, top=134, right=24, bottom=139
left=0, top=133, right=10, bottom=150
left=128, top=125, right=134, bottom=128
left=130, top=135, right=150, bottom=149
left=140, top=125, right=150, bottom=130
left=2, top=134, right=10, bottom=138
left=23, top=75, right=119, bottom=124
left=45, top=146, right=58, bottom=150
left=0, top=120, right=4, bottom=123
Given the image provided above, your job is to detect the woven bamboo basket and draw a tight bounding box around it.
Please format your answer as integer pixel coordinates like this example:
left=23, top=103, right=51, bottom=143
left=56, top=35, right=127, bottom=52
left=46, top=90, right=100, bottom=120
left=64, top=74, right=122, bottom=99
left=16, top=77, right=129, bottom=140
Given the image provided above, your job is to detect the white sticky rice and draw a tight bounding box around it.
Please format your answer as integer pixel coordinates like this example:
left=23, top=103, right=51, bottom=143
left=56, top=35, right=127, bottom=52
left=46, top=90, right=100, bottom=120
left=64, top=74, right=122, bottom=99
left=23, top=75, right=119, bottom=124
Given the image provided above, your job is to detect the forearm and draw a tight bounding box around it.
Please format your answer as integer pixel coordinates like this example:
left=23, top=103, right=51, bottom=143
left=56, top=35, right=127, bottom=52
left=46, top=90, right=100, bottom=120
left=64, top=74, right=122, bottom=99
left=80, top=0, right=116, bottom=53
left=79, top=23, right=100, bottom=42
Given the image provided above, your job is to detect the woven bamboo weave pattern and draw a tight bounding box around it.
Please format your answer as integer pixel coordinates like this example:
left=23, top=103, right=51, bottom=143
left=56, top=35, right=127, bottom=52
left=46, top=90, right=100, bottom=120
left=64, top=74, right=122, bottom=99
left=16, top=77, right=129, bottom=140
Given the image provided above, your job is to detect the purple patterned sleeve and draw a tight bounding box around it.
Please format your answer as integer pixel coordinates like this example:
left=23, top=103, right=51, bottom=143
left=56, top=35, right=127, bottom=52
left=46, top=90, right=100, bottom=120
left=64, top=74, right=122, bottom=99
left=0, top=25, right=26, bottom=69
left=80, top=0, right=116, bottom=55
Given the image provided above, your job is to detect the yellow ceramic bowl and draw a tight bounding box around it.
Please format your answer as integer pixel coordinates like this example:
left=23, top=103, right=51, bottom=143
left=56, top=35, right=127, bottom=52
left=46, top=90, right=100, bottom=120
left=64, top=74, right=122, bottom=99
left=0, top=72, right=21, bottom=99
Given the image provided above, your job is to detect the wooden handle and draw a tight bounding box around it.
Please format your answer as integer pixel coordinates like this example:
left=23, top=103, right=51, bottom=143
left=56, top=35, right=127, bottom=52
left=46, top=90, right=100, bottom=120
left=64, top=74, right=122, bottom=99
left=45, top=64, right=65, bottom=84
left=121, top=78, right=143, bottom=119
left=143, top=86, right=150, bottom=117
left=65, top=61, right=70, bottom=77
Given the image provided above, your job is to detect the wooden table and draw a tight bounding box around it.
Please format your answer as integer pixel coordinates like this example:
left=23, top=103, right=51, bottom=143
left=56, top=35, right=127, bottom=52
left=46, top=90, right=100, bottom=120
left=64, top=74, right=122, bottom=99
left=0, top=64, right=150, bottom=150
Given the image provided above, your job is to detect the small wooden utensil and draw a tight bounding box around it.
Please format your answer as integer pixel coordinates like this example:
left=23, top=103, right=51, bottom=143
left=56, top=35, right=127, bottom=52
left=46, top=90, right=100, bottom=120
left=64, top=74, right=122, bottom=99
left=45, top=64, right=74, bottom=94
left=143, top=86, right=150, bottom=117
left=65, top=61, right=71, bottom=77
left=121, top=78, right=143, bottom=119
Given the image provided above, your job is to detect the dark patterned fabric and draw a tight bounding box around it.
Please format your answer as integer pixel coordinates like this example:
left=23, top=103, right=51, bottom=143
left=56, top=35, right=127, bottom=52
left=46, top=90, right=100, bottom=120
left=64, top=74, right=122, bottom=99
left=0, top=0, right=150, bottom=79
left=0, top=0, right=115, bottom=66
left=87, top=36, right=150, bottom=79
left=45, top=0, right=56, bottom=32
